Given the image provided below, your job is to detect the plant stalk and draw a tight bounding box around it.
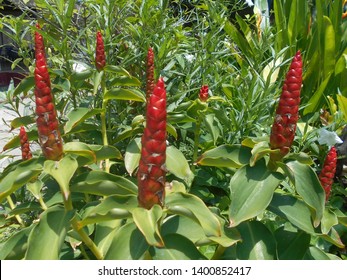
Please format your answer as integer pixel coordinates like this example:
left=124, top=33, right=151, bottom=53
left=7, top=196, right=24, bottom=227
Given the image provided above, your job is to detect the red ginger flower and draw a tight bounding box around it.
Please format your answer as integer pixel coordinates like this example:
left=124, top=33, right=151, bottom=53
left=319, top=146, right=337, bottom=202
left=95, top=31, right=106, bottom=71
left=137, top=77, right=167, bottom=209
left=199, top=85, right=209, bottom=102
left=19, top=126, right=32, bottom=160
left=146, top=47, right=155, bottom=101
left=34, top=24, right=63, bottom=161
left=270, top=50, right=302, bottom=161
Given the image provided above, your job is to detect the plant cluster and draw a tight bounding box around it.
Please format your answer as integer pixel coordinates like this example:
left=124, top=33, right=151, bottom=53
left=0, top=0, right=347, bottom=260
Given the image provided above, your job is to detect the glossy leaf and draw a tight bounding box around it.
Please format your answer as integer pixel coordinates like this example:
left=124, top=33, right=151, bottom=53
left=323, top=16, right=335, bottom=79
left=321, top=208, right=338, bottom=235
left=104, top=88, right=146, bottom=102
left=10, top=116, right=35, bottom=130
left=304, top=246, right=341, bottom=260
left=13, top=75, right=34, bottom=96
left=166, top=146, right=194, bottom=184
left=89, top=145, right=122, bottom=160
left=133, top=205, right=164, bottom=247
left=108, top=76, right=141, bottom=87
left=124, top=137, right=141, bottom=176
left=274, top=227, right=310, bottom=260
left=268, top=193, right=316, bottom=234
left=104, top=222, right=148, bottom=260
left=236, top=221, right=276, bottom=260
left=94, top=220, right=123, bottom=257
left=229, top=160, right=283, bottom=227
left=71, top=171, right=137, bottom=196
left=285, top=161, right=325, bottom=227
left=25, top=205, right=74, bottom=259
left=197, top=144, right=251, bottom=168
left=165, top=192, right=221, bottom=238
left=337, top=94, right=347, bottom=122
left=149, top=234, right=207, bottom=260
left=64, top=108, right=103, bottom=134
left=63, top=142, right=96, bottom=163
left=0, top=159, right=42, bottom=203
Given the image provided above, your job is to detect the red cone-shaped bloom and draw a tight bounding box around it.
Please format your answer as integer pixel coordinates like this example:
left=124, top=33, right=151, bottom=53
left=270, top=51, right=302, bottom=161
left=34, top=24, right=63, bottom=161
left=138, top=77, right=167, bottom=209
left=199, top=85, right=209, bottom=102
left=95, top=31, right=106, bottom=71
left=146, top=47, right=155, bottom=101
left=319, top=146, right=337, bottom=202
left=19, top=126, right=32, bottom=160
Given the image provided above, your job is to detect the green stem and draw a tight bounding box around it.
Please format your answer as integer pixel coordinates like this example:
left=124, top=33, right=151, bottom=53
left=100, top=76, right=110, bottom=173
left=38, top=195, right=48, bottom=211
left=7, top=196, right=24, bottom=227
left=192, top=112, right=203, bottom=172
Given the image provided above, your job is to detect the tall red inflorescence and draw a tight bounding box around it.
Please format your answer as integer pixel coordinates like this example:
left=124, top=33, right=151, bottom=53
left=19, top=126, right=32, bottom=160
left=270, top=51, right=302, bottom=161
left=34, top=23, right=63, bottom=161
left=319, top=146, right=337, bottom=202
left=95, top=31, right=106, bottom=71
left=137, top=77, right=167, bottom=209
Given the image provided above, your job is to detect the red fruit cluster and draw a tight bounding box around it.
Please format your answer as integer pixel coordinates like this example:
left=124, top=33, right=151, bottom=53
left=270, top=51, right=302, bottom=161
left=137, top=77, right=167, bottom=209
left=34, top=24, right=63, bottom=161
left=95, top=31, right=106, bottom=71
left=319, top=146, right=337, bottom=201
left=199, top=85, right=209, bottom=102
left=146, top=47, right=155, bottom=101
left=19, top=126, right=32, bottom=160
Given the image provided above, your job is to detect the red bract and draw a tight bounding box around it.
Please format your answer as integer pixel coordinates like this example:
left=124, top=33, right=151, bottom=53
left=146, top=47, right=155, bottom=101
left=199, top=85, right=209, bottom=102
left=270, top=50, right=302, bottom=161
left=319, top=146, right=337, bottom=202
left=34, top=24, right=63, bottom=161
left=95, top=31, right=106, bottom=71
left=138, top=77, right=167, bottom=209
left=19, top=126, right=32, bottom=160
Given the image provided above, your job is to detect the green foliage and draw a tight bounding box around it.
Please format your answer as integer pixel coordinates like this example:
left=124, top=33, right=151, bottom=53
left=0, top=0, right=346, bottom=260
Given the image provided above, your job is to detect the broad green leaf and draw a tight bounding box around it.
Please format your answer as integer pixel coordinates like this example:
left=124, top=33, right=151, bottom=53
left=319, top=227, right=345, bottom=248
left=133, top=205, right=164, bottom=247
left=197, top=144, right=251, bottom=168
left=2, top=129, right=38, bottom=151
left=104, top=88, right=145, bottom=102
left=25, top=205, right=74, bottom=259
left=149, top=234, right=207, bottom=260
left=321, top=208, right=338, bottom=235
left=285, top=161, right=325, bottom=227
left=108, top=76, right=141, bottom=87
left=236, top=221, right=276, bottom=260
left=124, top=137, right=141, bottom=176
left=203, top=114, right=220, bottom=145
left=274, top=227, right=310, bottom=260
left=250, top=141, right=272, bottom=167
left=10, top=116, right=35, bottom=130
left=323, top=16, right=335, bottom=79
left=26, top=180, right=44, bottom=199
left=337, top=95, right=347, bottom=122
left=89, top=145, right=122, bottom=161
left=78, top=195, right=137, bottom=227
left=9, top=201, right=42, bottom=216
left=71, top=171, right=137, bottom=196
left=166, top=146, right=194, bottom=184
left=13, top=75, right=34, bottom=96
left=0, top=225, right=34, bottom=259
left=44, top=155, right=78, bottom=198
left=104, top=65, right=130, bottom=76
left=0, top=159, right=43, bottom=203
left=94, top=220, right=123, bottom=257
left=104, top=222, right=148, bottom=260
left=268, top=193, right=316, bottom=234
left=304, top=246, right=332, bottom=260
left=165, top=192, right=221, bottom=237
left=63, top=142, right=96, bottom=163
left=93, top=70, right=103, bottom=96
left=64, top=108, right=103, bottom=133
left=70, top=69, right=93, bottom=82
left=229, top=160, right=283, bottom=227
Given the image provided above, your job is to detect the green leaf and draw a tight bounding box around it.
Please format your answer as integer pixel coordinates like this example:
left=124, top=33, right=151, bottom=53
left=94, top=220, right=123, bottom=257
left=43, top=155, right=78, bottom=199
left=13, top=76, right=34, bottom=96
left=0, top=225, right=34, bottom=259
left=104, top=65, right=130, bottom=76
left=64, top=108, right=103, bottom=134
left=71, top=171, right=138, bottom=196
left=104, top=88, right=146, bottom=102
left=124, top=137, right=141, bottom=176
left=250, top=141, right=272, bottom=167
left=0, top=159, right=43, bottom=203
left=104, top=222, right=149, bottom=260
left=2, top=129, right=38, bottom=151
left=229, top=160, right=283, bottom=227
left=285, top=161, right=325, bottom=227
left=197, top=144, right=251, bottom=168
left=236, top=221, right=276, bottom=260
left=25, top=205, right=74, bottom=259
left=323, top=16, right=335, bottom=79
left=78, top=195, right=137, bottom=227
left=133, top=205, right=164, bottom=247
left=165, top=192, right=221, bottom=238
left=10, top=116, right=35, bottom=130
left=149, top=234, right=207, bottom=260
left=89, top=145, right=122, bottom=161
left=63, top=142, right=96, bottom=163
left=268, top=193, right=316, bottom=234
left=26, top=180, right=44, bottom=200
left=274, top=227, right=311, bottom=260
left=108, top=76, right=141, bottom=87
left=319, top=227, right=345, bottom=248
left=203, top=114, right=220, bottom=145
left=166, top=146, right=194, bottom=184
left=93, top=70, right=103, bottom=96
left=337, top=95, right=347, bottom=122
left=304, top=246, right=337, bottom=260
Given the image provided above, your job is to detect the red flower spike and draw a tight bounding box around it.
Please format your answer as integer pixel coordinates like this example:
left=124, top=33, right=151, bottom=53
left=319, top=146, right=337, bottom=202
left=270, top=51, right=302, bottom=161
left=199, top=85, right=209, bottom=102
left=138, top=77, right=167, bottom=209
left=34, top=24, right=63, bottom=161
left=95, top=31, right=106, bottom=71
left=19, top=126, right=32, bottom=160
left=146, top=47, right=155, bottom=101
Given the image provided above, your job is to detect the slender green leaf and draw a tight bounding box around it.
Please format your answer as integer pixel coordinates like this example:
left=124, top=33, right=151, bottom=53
left=64, top=108, right=103, bottom=134
left=10, top=116, right=35, bottom=130
left=323, top=16, right=335, bottom=79
left=13, top=76, right=34, bottom=96
left=124, top=137, right=141, bottom=176
left=104, top=88, right=145, bottom=102
left=337, top=95, right=347, bottom=122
